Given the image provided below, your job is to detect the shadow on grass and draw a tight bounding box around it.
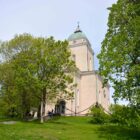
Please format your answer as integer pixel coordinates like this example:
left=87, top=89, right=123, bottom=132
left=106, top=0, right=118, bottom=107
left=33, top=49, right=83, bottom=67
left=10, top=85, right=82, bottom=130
left=0, top=116, right=21, bottom=122
left=46, top=116, right=68, bottom=125
left=0, top=115, right=68, bottom=125
left=97, top=124, right=140, bottom=140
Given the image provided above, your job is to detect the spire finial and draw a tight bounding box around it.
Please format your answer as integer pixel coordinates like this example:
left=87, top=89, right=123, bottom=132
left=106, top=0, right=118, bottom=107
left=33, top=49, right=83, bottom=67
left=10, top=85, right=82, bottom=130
left=74, top=21, right=82, bottom=33
left=77, top=21, right=80, bottom=28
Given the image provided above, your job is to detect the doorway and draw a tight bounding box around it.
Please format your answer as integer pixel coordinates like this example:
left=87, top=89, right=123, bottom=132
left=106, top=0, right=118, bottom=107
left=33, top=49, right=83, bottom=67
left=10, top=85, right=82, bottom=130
left=55, top=100, right=66, bottom=115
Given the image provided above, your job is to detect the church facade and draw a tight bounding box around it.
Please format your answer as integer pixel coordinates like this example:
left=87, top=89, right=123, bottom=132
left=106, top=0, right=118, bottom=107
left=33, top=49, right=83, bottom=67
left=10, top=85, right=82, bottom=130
left=45, top=25, right=110, bottom=115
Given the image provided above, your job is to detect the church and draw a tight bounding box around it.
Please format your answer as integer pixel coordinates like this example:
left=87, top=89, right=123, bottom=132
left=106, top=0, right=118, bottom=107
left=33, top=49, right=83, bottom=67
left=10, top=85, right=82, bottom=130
left=45, top=25, right=110, bottom=115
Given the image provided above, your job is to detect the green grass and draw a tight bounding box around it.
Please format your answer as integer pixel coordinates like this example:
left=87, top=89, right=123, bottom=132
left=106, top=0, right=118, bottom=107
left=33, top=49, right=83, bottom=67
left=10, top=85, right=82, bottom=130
left=0, top=116, right=140, bottom=140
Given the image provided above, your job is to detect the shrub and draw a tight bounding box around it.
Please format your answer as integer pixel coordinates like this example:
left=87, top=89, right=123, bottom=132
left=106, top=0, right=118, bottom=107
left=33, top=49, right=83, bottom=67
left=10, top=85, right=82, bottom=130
left=90, top=103, right=110, bottom=124
left=110, top=104, right=140, bottom=127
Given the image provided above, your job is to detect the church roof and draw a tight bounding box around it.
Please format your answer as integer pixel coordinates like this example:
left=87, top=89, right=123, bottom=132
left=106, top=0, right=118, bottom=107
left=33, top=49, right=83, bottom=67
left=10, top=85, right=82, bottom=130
left=68, top=25, right=88, bottom=41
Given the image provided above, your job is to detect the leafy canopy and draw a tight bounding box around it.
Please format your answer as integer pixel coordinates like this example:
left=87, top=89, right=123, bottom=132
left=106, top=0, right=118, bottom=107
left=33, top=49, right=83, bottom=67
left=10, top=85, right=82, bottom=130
left=98, top=0, right=140, bottom=106
left=0, top=34, right=76, bottom=119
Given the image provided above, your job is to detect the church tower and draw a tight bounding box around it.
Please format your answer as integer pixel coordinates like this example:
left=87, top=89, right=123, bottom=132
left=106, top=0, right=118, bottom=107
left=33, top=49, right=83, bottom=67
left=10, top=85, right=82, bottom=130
left=68, top=25, right=94, bottom=71
left=45, top=25, right=110, bottom=116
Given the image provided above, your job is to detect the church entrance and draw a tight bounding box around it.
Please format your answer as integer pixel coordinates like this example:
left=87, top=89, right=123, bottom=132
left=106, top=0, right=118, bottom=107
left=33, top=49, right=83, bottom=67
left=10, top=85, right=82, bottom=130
left=55, top=100, right=66, bottom=115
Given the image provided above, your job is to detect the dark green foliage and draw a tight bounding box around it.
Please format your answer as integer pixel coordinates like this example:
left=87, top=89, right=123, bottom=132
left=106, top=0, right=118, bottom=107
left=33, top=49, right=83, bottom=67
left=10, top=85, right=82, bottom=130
left=90, top=104, right=110, bottom=124
left=98, top=124, right=140, bottom=140
left=0, top=34, right=76, bottom=122
left=98, top=0, right=140, bottom=106
left=98, top=0, right=140, bottom=126
left=110, top=104, right=140, bottom=127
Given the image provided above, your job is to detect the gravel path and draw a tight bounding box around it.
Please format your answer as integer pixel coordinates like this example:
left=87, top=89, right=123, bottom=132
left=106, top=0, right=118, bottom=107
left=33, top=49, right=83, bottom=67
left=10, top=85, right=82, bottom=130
left=0, top=121, right=17, bottom=124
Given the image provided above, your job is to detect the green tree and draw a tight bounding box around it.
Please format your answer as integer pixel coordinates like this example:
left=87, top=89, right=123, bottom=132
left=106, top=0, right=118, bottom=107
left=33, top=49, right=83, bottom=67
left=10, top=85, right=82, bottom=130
left=98, top=0, right=140, bottom=106
left=0, top=35, right=40, bottom=119
left=110, top=104, right=140, bottom=127
left=0, top=34, right=76, bottom=122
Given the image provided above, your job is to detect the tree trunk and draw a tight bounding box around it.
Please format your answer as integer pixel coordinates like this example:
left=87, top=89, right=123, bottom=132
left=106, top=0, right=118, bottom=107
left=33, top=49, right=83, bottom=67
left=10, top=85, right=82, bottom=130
left=40, top=99, right=44, bottom=123
left=21, top=91, right=30, bottom=121
left=40, top=88, right=46, bottom=123
left=37, top=104, right=41, bottom=118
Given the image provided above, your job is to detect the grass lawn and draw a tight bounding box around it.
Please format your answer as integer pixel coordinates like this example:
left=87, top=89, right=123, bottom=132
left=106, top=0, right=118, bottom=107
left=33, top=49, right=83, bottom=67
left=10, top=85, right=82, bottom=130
left=0, top=116, right=140, bottom=140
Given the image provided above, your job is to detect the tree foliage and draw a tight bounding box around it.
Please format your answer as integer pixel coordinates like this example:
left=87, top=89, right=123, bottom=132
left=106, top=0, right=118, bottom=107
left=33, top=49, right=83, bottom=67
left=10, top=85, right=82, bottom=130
left=110, top=104, right=140, bottom=127
left=90, top=103, right=110, bottom=124
left=0, top=34, right=76, bottom=121
left=98, top=0, right=140, bottom=106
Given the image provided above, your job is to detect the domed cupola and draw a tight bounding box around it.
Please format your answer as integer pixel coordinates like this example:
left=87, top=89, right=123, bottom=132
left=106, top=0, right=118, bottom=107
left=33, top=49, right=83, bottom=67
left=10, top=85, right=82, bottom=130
left=68, top=24, right=88, bottom=41
left=68, top=23, right=94, bottom=71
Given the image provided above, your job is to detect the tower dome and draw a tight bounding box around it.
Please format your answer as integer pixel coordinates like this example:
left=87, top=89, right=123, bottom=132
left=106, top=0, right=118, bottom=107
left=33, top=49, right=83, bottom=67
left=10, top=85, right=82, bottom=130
left=68, top=24, right=88, bottom=41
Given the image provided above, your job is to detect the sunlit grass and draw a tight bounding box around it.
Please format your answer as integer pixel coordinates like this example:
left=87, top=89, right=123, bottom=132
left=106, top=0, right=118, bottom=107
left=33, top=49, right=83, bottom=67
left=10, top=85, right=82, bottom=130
left=0, top=116, right=139, bottom=140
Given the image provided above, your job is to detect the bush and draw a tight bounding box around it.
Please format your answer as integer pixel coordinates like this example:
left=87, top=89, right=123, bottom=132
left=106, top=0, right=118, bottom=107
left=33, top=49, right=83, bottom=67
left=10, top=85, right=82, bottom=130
left=110, top=104, right=140, bottom=127
left=90, top=103, right=110, bottom=124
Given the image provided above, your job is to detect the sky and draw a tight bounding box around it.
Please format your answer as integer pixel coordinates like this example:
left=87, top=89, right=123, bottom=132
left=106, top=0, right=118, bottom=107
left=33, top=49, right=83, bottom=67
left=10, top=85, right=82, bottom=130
left=0, top=0, right=118, bottom=103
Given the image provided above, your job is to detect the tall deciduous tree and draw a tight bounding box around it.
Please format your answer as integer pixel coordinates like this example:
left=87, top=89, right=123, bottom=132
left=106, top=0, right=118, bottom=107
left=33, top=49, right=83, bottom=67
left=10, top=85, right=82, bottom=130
left=0, top=34, right=76, bottom=122
left=98, top=0, right=140, bottom=106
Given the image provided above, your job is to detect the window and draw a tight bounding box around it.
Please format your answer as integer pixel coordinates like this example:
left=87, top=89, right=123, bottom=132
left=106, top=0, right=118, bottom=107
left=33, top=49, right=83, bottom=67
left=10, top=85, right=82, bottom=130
left=73, top=40, right=76, bottom=43
left=103, top=90, right=106, bottom=98
left=72, top=54, right=76, bottom=61
left=77, top=89, right=79, bottom=106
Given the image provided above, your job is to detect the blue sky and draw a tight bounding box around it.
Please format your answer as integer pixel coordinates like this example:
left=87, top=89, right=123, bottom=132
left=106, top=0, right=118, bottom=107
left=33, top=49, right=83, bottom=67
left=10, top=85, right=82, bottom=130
left=0, top=0, right=118, bottom=103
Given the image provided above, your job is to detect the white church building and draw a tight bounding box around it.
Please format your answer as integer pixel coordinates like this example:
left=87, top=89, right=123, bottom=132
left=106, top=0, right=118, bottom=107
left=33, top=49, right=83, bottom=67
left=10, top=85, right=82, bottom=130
left=46, top=25, right=110, bottom=115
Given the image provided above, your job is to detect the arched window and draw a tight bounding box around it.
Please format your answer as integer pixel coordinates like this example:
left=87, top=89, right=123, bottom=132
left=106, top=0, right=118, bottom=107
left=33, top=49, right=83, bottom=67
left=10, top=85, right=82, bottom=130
left=72, top=54, right=76, bottom=61
left=77, top=89, right=79, bottom=106
left=103, top=90, right=106, bottom=98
